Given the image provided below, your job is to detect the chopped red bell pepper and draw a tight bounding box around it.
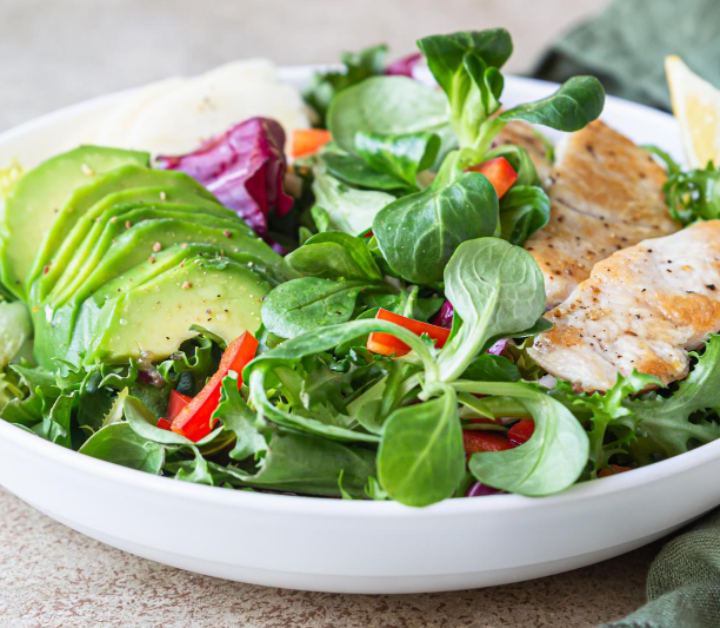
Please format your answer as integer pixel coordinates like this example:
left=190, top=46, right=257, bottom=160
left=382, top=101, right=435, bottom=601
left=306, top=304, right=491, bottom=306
left=157, top=391, right=192, bottom=431
left=507, top=419, right=535, bottom=447
left=366, top=308, right=451, bottom=357
left=171, top=332, right=259, bottom=442
left=156, top=417, right=173, bottom=431
left=168, top=390, right=192, bottom=420
left=598, top=464, right=632, bottom=478
left=291, top=129, right=332, bottom=159
left=463, top=430, right=512, bottom=454
left=466, top=157, right=518, bottom=199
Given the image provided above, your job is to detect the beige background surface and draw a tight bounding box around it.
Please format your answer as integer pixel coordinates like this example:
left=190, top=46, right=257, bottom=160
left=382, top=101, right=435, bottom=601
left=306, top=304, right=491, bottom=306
left=1, top=0, right=609, bottom=131
left=0, top=1, right=665, bottom=627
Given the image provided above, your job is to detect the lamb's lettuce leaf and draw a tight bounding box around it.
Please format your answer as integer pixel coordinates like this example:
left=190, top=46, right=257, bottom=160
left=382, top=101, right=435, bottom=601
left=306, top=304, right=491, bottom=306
left=499, top=185, right=550, bottom=245
left=418, top=30, right=604, bottom=155
left=286, top=231, right=383, bottom=281
left=373, top=154, right=500, bottom=284
left=499, top=76, right=606, bottom=132
left=437, top=237, right=546, bottom=382
left=418, top=29, right=511, bottom=152
left=378, top=384, right=464, bottom=506
left=312, top=167, right=394, bottom=235
left=461, top=381, right=588, bottom=496
left=303, top=44, right=389, bottom=128
left=327, top=76, right=456, bottom=162
left=355, top=131, right=440, bottom=188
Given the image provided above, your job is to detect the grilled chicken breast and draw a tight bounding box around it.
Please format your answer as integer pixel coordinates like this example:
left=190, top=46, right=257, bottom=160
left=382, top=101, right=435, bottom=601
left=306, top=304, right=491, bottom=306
left=529, top=221, right=720, bottom=392
left=495, top=120, right=552, bottom=186
left=524, top=120, right=681, bottom=308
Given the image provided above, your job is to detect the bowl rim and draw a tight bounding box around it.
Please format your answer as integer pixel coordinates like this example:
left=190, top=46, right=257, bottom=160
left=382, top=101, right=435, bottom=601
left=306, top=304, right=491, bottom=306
left=4, top=402, right=719, bottom=517
left=0, top=70, right=711, bottom=519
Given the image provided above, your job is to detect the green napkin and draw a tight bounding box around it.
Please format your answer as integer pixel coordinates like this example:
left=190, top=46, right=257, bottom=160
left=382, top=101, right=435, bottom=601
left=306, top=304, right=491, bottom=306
left=600, top=509, right=720, bottom=628
left=533, top=0, right=720, bottom=111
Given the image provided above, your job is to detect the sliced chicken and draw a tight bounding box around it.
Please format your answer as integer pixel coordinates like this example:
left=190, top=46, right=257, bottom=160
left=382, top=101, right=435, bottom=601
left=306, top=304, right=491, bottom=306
left=524, top=120, right=681, bottom=308
left=529, top=221, right=720, bottom=392
left=495, top=121, right=552, bottom=187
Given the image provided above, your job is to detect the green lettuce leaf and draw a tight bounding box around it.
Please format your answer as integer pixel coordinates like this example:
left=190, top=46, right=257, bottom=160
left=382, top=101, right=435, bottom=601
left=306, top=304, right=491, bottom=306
left=303, top=44, right=388, bottom=127
left=627, top=336, right=720, bottom=461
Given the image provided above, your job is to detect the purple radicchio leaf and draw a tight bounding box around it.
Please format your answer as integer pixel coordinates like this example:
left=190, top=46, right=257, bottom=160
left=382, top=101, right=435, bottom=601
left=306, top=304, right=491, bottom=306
left=430, top=300, right=454, bottom=329
left=465, top=482, right=502, bottom=497
left=156, top=117, right=294, bottom=237
left=431, top=300, right=508, bottom=355
left=487, top=338, right=509, bottom=356
left=385, top=52, right=423, bottom=78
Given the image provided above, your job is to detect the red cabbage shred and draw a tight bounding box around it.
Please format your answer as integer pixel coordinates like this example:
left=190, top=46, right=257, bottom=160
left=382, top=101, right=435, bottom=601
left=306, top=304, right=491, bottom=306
left=385, top=52, right=423, bottom=78
left=156, top=117, right=294, bottom=237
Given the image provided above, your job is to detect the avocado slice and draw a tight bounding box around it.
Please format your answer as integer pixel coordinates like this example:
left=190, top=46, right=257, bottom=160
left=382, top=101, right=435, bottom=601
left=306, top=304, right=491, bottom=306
left=81, top=240, right=286, bottom=311
left=62, top=244, right=287, bottom=367
left=82, top=255, right=268, bottom=364
left=46, top=202, right=245, bottom=303
left=28, top=165, right=222, bottom=290
left=48, top=202, right=271, bottom=305
left=33, top=219, right=283, bottom=368
left=0, top=146, right=149, bottom=299
left=31, top=184, right=246, bottom=302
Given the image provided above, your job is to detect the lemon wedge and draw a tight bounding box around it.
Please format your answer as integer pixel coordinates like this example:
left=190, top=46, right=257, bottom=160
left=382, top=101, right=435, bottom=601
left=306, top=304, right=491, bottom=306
left=666, top=55, right=720, bottom=168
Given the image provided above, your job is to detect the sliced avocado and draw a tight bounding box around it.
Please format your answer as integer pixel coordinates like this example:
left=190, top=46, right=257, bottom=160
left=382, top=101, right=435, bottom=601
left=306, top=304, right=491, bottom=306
left=0, top=146, right=148, bottom=299
left=32, top=185, right=248, bottom=302
left=58, top=244, right=287, bottom=367
left=82, top=255, right=268, bottom=364
left=32, top=221, right=284, bottom=368
left=91, top=244, right=288, bottom=300
left=27, top=165, right=223, bottom=289
left=48, top=203, right=270, bottom=305
left=46, top=203, right=245, bottom=303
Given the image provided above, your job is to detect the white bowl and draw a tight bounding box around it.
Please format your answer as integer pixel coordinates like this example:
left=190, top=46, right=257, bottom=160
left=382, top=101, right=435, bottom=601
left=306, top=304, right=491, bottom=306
left=0, top=69, right=715, bottom=594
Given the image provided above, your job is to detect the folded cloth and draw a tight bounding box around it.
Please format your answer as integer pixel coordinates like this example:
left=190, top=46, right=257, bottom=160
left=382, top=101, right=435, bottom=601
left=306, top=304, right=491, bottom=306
left=600, top=509, right=720, bottom=628
left=533, top=0, right=720, bottom=111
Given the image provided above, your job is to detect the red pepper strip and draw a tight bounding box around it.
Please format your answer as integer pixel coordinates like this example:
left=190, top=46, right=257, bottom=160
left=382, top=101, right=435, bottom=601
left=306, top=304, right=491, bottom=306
left=291, top=129, right=332, bottom=159
left=598, top=464, right=632, bottom=478
left=507, top=419, right=535, bottom=447
left=171, top=332, right=259, bottom=442
left=360, top=228, right=374, bottom=238
left=156, top=417, right=173, bottom=431
left=463, top=431, right=512, bottom=454
left=168, top=390, right=192, bottom=420
left=466, top=157, right=518, bottom=199
left=157, top=391, right=192, bottom=431
left=366, top=308, right=451, bottom=357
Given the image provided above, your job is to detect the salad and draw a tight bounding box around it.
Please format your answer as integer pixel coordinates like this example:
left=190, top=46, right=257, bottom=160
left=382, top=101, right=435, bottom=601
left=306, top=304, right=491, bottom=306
left=0, top=28, right=718, bottom=508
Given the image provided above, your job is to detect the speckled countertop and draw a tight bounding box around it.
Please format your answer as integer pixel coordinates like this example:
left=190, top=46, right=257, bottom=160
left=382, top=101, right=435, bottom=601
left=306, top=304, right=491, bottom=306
left=0, top=1, right=661, bottom=626
left=0, top=487, right=657, bottom=628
